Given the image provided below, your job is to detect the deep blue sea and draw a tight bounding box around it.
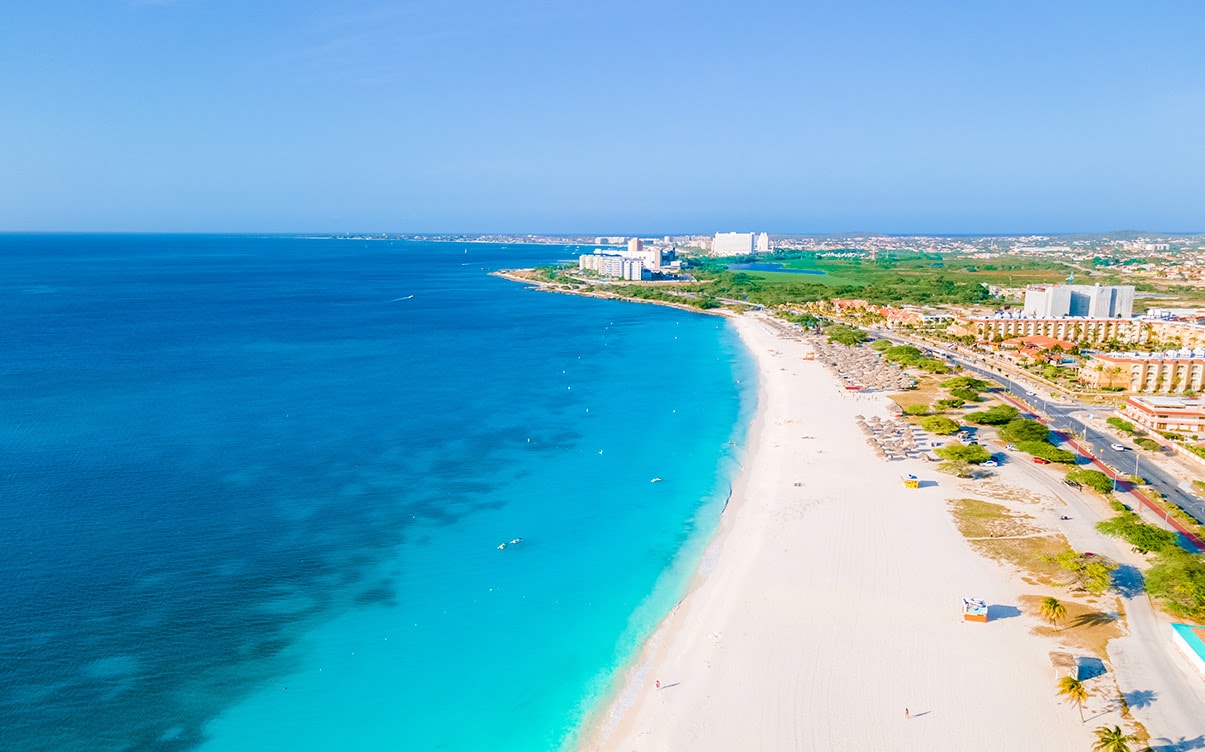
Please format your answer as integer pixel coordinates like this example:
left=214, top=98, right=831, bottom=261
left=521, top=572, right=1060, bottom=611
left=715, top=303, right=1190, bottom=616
left=0, top=235, right=754, bottom=751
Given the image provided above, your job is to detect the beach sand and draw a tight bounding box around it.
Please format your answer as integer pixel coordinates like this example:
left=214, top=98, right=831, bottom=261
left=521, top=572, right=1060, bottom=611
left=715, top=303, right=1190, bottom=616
left=585, top=313, right=1105, bottom=751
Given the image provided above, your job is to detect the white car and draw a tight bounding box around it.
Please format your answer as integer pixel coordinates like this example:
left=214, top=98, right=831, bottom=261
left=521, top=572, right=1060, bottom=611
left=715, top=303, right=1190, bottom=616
left=1110, top=443, right=1128, bottom=451
left=981, top=460, right=999, bottom=468
left=1025, top=390, right=1036, bottom=396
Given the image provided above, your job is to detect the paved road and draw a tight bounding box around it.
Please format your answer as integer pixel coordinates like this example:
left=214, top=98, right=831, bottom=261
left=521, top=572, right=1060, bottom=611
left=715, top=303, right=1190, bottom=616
left=870, top=330, right=1205, bottom=745
left=874, top=331, right=1205, bottom=528
left=1003, top=457, right=1205, bottom=748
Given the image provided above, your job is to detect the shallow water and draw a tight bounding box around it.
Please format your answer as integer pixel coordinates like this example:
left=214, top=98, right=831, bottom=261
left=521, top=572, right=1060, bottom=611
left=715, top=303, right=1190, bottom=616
left=0, top=235, right=754, bottom=751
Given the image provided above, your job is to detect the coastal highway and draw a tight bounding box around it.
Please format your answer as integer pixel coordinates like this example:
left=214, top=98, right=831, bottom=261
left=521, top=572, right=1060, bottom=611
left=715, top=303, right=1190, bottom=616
left=872, top=331, right=1205, bottom=528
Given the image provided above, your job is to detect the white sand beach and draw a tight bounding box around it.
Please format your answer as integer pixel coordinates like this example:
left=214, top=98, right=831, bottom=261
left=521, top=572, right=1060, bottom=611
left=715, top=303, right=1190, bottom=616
left=585, top=312, right=1114, bottom=751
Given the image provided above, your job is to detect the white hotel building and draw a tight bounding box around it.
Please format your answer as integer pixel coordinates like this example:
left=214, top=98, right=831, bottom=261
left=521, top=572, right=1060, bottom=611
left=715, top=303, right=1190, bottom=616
left=1022, top=284, right=1135, bottom=319
left=578, top=252, right=648, bottom=281
left=711, top=231, right=770, bottom=256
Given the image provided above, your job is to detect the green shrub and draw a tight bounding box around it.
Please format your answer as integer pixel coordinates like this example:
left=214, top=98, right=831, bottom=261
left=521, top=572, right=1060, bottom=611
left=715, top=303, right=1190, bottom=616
left=916, top=357, right=951, bottom=374
left=825, top=325, right=868, bottom=346
left=1107, top=416, right=1136, bottom=433
left=949, top=387, right=982, bottom=402
left=965, top=406, right=1020, bottom=425
left=1134, top=437, right=1161, bottom=451
left=941, top=376, right=992, bottom=391
left=1109, top=500, right=1131, bottom=512
left=1145, top=549, right=1205, bottom=620
left=936, top=398, right=965, bottom=409
left=903, top=404, right=929, bottom=416
left=937, top=459, right=976, bottom=478
left=999, top=418, right=1050, bottom=444
left=1096, top=513, right=1179, bottom=554
left=870, top=339, right=893, bottom=352
left=1065, top=468, right=1114, bottom=495
left=1016, top=441, right=1077, bottom=463
left=883, top=345, right=923, bottom=363
left=920, top=416, right=961, bottom=435
left=1049, top=548, right=1117, bottom=594
left=934, top=444, right=992, bottom=464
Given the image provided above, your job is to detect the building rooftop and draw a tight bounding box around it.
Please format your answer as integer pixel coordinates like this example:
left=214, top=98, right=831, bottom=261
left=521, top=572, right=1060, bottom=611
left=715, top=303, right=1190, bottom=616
left=1095, top=348, right=1205, bottom=361
left=1172, top=623, right=1205, bottom=665
left=1128, top=395, right=1205, bottom=410
left=1002, top=335, right=1078, bottom=350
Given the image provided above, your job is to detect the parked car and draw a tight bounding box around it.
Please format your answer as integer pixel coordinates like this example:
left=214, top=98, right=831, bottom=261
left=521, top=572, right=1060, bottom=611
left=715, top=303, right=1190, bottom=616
left=981, top=460, right=999, bottom=468
left=1110, top=443, right=1128, bottom=451
left=1033, top=457, right=1051, bottom=465
left=1063, top=479, right=1082, bottom=490
left=1006, top=443, right=1017, bottom=451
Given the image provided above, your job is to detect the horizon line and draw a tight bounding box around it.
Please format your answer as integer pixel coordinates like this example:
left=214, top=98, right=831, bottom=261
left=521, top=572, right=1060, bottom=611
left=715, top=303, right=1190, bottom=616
left=3, top=229, right=1204, bottom=240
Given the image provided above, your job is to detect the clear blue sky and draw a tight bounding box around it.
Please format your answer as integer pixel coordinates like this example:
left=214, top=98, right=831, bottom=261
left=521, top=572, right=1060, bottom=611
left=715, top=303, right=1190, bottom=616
left=3, top=1, right=1204, bottom=234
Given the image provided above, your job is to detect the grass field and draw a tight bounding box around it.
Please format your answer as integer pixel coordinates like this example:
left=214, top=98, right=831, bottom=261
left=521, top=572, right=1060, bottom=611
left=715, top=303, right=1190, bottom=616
left=690, top=252, right=1076, bottom=307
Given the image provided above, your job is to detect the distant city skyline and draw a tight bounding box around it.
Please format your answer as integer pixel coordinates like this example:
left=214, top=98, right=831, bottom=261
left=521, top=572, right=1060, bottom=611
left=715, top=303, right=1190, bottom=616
left=3, top=1, right=1205, bottom=234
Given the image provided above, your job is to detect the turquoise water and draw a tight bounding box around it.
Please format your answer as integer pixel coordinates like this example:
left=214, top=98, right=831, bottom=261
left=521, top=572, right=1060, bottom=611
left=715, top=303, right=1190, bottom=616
left=0, top=235, right=754, bottom=751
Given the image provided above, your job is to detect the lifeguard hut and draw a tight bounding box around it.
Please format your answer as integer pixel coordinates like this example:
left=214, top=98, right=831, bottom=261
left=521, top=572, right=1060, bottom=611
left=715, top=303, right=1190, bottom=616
left=902, top=474, right=920, bottom=489
left=963, top=597, right=988, bottom=623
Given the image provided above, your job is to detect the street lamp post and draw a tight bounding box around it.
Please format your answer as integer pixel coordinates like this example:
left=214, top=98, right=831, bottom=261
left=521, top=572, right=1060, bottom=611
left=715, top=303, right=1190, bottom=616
left=1133, top=450, right=1142, bottom=518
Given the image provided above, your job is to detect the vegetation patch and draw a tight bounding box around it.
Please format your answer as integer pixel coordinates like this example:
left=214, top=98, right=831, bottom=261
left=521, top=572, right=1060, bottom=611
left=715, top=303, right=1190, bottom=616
left=1046, top=549, right=1118, bottom=595
left=948, top=498, right=1071, bottom=585
left=941, top=376, right=993, bottom=392
left=1144, top=549, right=1205, bottom=621
left=823, top=324, right=868, bottom=346
left=888, top=374, right=945, bottom=412
left=1018, top=594, right=1125, bottom=658
left=999, top=418, right=1051, bottom=444
left=881, top=345, right=949, bottom=373
left=1065, top=468, right=1115, bottom=495
left=965, top=405, right=1020, bottom=425
left=1107, top=417, right=1137, bottom=434
left=1096, top=513, right=1179, bottom=554
left=920, top=415, right=960, bottom=435
left=1017, top=440, right=1077, bottom=463
left=997, top=418, right=1079, bottom=463
left=935, top=444, right=992, bottom=464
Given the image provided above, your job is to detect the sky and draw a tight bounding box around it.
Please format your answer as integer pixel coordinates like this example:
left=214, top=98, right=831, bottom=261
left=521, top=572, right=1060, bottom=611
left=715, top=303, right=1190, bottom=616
left=2, top=0, right=1204, bottom=234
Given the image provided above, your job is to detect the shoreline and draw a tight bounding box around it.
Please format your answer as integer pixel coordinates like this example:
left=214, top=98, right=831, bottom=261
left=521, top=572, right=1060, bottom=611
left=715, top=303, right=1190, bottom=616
left=574, top=311, right=1106, bottom=750
left=571, top=321, right=770, bottom=750
left=491, top=269, right=741, bottom=318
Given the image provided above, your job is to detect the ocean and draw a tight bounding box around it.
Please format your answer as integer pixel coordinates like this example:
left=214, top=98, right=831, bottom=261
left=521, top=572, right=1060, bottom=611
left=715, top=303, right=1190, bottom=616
left=0, top=235, right=754, bottom=751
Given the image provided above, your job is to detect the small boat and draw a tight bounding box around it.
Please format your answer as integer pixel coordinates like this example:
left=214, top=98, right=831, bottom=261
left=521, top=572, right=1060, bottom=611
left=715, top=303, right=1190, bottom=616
left=509, top=538, right=524, bottom=545
left=497, top=543, right=507, bottom=550
left=650, top=477, right=663, bottom=483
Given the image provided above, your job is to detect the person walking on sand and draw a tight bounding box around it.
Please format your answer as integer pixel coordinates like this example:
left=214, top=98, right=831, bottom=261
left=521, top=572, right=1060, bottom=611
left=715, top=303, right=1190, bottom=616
left=904, top=708, right=910, bottom=719
left=655, top=680, right=661, bottom=689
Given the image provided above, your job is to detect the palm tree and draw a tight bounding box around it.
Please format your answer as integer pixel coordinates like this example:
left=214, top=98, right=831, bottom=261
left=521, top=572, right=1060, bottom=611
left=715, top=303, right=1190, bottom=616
left=1092, top=724, right=1138, bottom=752
left=1039, top=596, right=1067, bottom=627
left=1056, top=675, right=1089, bottom=722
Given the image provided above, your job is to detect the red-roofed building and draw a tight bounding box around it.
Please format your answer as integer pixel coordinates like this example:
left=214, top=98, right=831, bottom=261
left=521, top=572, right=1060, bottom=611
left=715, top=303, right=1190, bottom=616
left=998, top=335, right=1079, bottom=363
